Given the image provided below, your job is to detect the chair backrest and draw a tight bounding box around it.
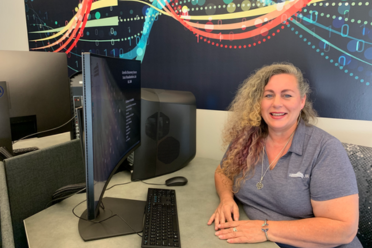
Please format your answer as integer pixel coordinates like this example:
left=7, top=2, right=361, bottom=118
left=342, top=143, right=372, bottom=248
left=0, top=139, right=85, bottom=248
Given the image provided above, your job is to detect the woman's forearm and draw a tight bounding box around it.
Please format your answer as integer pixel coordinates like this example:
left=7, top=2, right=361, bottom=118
left=215, top=166, right=234, bottom=201
left=267, top=217, right=357, bottom=248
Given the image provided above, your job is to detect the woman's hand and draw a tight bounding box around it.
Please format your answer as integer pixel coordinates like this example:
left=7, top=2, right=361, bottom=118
left=207, top=198, right=240, bottom=230
left=214, top=220, right=267, bottom=244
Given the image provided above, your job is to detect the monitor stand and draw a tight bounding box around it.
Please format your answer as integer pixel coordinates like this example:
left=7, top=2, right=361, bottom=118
left=78, top=197, right=146, bottom=241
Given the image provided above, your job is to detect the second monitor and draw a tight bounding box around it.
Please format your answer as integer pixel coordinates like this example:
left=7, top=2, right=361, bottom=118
left=0, top=50, right=72, bottom=146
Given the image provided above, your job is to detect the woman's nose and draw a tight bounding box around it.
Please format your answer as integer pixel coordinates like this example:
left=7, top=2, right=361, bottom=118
left=273, top=96, right=282, bottom=107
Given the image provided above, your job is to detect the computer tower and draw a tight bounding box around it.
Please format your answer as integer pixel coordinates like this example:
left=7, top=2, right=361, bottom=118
left=70, top=71, right=83, bottom=139
left=130, top=88, right=196, bottom=180
left=0, top=81, right=13, bottom=154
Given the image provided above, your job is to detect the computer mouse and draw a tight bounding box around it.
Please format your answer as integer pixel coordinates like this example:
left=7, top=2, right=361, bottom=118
left=165, top=176, right=188, bottom=186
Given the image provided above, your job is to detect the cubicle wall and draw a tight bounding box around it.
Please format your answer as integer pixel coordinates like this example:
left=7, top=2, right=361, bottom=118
left=196, top=109, right=372, bottom=159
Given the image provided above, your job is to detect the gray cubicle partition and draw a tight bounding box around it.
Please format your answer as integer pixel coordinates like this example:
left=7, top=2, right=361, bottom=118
left=0, top=161, right=15, bottom=248
left=0, top=139, right=85, bottom=248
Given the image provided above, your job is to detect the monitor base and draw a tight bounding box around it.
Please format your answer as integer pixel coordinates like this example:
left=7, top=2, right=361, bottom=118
left=78, top=197, right=146, bottom=241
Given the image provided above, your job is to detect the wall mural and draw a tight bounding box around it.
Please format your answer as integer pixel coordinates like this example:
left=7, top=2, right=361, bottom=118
left=24, top=0, right=372, bottom=120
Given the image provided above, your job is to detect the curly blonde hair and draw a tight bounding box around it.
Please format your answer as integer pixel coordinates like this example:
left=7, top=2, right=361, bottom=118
left=220, top=62, right=317, bottom=192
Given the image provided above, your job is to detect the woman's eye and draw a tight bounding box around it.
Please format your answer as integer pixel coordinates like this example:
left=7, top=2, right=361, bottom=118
left=283, top=94, right=292, bottom=98
left=265, top=94, right=273, bottom=98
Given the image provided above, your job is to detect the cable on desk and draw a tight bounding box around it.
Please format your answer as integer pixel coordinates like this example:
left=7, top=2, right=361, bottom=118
left=71, top=199, right=116, bottom=224
left=140, top=180, right=165, bottom=186
left=13, top=115, right=76, bottom=144
left=105, top=181, right=132, bottom=190
left=71, top=199, right=143, bottom=237
left=45, top=186, right=87, bottom=209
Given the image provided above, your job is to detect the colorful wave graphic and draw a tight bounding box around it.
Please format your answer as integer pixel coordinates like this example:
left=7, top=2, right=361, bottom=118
left=26, top=0, right=372, bottom=86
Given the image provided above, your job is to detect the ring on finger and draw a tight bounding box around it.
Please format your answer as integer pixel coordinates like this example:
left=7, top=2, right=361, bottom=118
left=232, top=227, right=237, bottom=232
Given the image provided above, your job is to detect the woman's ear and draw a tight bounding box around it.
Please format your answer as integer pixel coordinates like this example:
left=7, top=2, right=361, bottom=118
left=301, top=95, right=306, bottom=109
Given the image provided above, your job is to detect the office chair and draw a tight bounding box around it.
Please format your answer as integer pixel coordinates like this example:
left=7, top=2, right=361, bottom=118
left=0, top=139, right=85, bottom=248
left=343, top=143, right=372, bottom=248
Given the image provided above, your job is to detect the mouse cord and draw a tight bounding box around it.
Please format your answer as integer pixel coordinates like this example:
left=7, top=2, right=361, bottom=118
left=105, top=181, right=132, bottom=190
left=140, top=180, right=165, bottom=186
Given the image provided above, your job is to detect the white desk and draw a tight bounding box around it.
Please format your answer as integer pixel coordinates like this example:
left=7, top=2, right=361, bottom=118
left=24, top=157, right=279, bottom=248
left=13, top=132, right=71, bottom=151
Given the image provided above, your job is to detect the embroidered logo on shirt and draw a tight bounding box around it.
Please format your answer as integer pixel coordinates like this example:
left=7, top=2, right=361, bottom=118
left=289, top=172, right=309, bottom=178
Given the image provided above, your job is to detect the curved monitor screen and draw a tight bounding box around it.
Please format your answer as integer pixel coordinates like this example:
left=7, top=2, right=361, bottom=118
left=82, top=53, right=141, bottom=220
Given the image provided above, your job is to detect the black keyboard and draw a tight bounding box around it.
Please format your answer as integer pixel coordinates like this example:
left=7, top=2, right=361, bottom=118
left=142, top=188, right=181, bottom=248
left=13, top=146, right=39, bottom=155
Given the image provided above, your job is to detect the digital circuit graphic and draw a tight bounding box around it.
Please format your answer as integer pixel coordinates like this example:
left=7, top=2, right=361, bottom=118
left=24, top=0, right=372, bottom=119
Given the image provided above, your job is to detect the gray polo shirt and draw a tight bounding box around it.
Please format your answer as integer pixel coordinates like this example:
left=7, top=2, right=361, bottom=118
left=231, top=121, right=361, bottom=248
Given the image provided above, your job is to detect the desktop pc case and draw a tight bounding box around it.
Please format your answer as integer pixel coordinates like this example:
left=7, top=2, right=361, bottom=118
left=130, top=88, right=196, bottom=180
left=70, top=72, right=83, bottom=139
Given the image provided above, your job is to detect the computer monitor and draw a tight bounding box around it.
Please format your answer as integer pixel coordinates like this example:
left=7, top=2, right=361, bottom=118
left=77, top=53, right=145, bottom=241
left=0, top=50, right=72, bottom=147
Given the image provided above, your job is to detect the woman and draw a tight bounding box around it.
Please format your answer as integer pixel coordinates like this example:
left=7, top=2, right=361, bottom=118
left=207, top=63, right=361, bottom=248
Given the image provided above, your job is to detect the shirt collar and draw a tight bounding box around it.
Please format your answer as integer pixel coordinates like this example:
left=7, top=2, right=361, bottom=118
left=287, top=119, right=306, bottom=156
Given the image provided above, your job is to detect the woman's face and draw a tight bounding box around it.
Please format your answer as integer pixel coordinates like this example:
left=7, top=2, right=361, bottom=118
left=261, top=73, right=306, bottom=134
